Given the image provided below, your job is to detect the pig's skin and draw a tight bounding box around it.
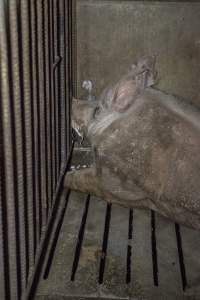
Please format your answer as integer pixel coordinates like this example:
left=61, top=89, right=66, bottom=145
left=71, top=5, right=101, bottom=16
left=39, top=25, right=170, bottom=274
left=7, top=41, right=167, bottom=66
left=64, top=58, right=200, bottom=230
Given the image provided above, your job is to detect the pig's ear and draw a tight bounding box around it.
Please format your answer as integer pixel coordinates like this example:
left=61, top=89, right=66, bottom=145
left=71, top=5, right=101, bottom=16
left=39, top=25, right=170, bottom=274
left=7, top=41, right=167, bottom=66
left=135, top=55, right=157, bottom=88
left=111, top=56, right=157, bottom=113
left=111, top=80, right=139, bottom=113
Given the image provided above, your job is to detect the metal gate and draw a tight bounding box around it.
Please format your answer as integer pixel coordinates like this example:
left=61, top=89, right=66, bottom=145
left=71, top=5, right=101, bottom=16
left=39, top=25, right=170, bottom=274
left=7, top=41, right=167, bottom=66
left=0, top=1, right=74, bottom=299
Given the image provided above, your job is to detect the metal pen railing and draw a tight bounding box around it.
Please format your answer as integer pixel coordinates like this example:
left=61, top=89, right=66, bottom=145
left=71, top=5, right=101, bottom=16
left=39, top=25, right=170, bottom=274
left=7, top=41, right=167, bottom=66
left=0, top=1, right=73, bottom=299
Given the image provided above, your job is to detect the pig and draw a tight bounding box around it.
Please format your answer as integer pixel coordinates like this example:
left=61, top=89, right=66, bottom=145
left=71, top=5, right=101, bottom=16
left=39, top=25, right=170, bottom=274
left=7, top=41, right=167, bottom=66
left=64, top=56, right=200, bottom=230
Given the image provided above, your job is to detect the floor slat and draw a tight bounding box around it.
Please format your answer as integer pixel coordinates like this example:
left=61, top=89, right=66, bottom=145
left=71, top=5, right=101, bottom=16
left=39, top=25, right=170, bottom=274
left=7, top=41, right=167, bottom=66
left=156, top=214, right=182, bottom=294
left=181, top=225, right=200, bottom=296
left=37, top=191, right=86, bottom=297
left=100, top=204, right=130, bottom=298
left=36, top=192, right=200, bottom=300
left=130, top=209, right=153, bottom=299
left=69, top=196, right=106, bottom=298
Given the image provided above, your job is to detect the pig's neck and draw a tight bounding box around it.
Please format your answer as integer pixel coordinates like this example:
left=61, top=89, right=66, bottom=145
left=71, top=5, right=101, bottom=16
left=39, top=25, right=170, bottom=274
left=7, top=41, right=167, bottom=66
left=87, top=111, right=121, bottom=138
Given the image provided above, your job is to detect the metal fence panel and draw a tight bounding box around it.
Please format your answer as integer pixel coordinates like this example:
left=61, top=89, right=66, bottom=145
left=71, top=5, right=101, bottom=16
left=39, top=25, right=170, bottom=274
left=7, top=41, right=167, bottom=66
left=0, top=0, right=71, bottom=299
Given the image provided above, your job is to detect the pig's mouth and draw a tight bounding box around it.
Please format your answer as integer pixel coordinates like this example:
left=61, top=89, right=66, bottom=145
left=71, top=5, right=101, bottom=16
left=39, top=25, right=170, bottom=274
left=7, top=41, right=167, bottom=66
left=71, top=119, right=84, bottom=144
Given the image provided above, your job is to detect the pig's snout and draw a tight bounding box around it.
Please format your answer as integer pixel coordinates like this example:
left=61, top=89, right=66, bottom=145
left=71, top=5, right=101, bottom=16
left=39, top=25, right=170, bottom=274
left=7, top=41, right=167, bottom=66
left=72, top=98, right=96, bottom=137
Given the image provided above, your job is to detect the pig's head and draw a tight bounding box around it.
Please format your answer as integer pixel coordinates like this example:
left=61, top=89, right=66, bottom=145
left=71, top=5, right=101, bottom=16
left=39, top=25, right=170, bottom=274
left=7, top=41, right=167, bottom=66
left=72, top=56, right=157, bottom=141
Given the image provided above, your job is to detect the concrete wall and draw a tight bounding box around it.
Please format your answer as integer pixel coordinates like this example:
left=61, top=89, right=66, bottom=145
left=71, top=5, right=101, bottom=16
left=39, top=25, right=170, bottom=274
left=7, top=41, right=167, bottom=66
left=76, top=0, right=200, bottom=108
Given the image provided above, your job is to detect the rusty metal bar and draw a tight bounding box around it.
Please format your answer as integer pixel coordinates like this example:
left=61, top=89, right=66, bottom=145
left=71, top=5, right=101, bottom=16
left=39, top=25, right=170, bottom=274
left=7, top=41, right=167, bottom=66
left=30, top=0, right=42, bottom=245
left=27, top=0, right=37, bottom=261
left=60, top=0, right=67, bottom=166
left=65, top=0, right=72, bottom=153
left=0, top=2, right=22, bottom=298
left=56, top=0, right=62, bottom=173
left=37, top=0, right=48, bottom=228
left=52, top=0, right=59, bottom=186
left=46, top=0, right=55, bottom=207
left=18, top=0, right=36, bottom=279
left=43, top=0, right=51, bottom=218
left=49, top=0, right=57, bottom=194
left=10, top=0, right=29, bottom=291
left=0, top=77, right=7, bottom=300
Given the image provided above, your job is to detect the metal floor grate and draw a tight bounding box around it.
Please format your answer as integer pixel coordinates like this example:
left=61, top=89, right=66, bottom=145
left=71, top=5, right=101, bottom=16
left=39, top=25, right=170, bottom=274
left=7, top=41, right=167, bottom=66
left=36, top=190, right=200, bottom=300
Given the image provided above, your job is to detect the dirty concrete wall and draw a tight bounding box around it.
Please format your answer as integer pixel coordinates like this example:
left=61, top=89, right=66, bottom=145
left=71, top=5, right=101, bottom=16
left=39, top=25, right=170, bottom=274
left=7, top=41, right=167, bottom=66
left=76, top=0, right=200, bottom=109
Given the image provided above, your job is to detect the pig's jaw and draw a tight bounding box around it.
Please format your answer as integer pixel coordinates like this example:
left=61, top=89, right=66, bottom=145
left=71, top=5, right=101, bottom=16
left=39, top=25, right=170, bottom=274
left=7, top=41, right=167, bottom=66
left=87, top=111, right=120, bottom=138
left=71, top=119, right=84, bottom=141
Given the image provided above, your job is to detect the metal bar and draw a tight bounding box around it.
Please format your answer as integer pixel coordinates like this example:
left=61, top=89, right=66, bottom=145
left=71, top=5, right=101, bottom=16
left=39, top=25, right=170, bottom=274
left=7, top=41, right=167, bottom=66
left=34, top=0, right=43, bottom=240
left=0, top=2, right=22, bottom=298
left=30, top=0, right=42, bottom=245
left=0, top=71, right=8, bottom=300
left=41, top=0, right=49, bottom=222
left=47, top=0, right=54, bottom=205
left=56, top=0, right=62, bottom=173
left=19, top=0, right=36, bottom=279
left=37, top=0, right=48, bottom=228
left=64, top=0, right=71, bottom=155
left=28, top=0, right=37, bottom=261
left=52, top=0, right=59, bottom=184
left=43, top=0, right=51, bottom=218
left=63, top=0, right=70, bottom=156
left=67, top=0, right=73, bottom=152
left=50, top=0, right=57, bottom=192
left=60, top=0, right=67, bottom=166
left=72, top=0, right=77, bottom=98
left=8, top=0, right=30, bottom=293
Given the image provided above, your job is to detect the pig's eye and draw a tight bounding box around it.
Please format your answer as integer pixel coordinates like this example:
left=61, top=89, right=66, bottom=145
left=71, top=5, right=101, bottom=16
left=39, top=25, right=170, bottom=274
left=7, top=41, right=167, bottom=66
left=93, top=106, right=101, bottom=118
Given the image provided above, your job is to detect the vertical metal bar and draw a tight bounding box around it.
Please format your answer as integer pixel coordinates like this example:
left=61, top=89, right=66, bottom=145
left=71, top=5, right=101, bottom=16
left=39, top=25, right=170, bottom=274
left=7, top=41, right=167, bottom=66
left=0, top=2, right=22, bottom=298
left=42, top=0, right=50, bottom=220
left=0, top=79, right=7, bottom=300
left=50, top=0, right=57, bottom=193
left=18, top=0, right=36, bottom=279
left=67, top=0, right=73, bottom=152
left=47, top=0, right=54, bottom=206
left=67, top=0, right=72, bottom=101
left=8, top=0, right=30, bottom=293
left=63, top=0, right=71, bottom=157
left=72, top=0, right=77, bottom=98
left=30, top=0, right=42, bottom=243
left=34, top=0, right=43, bottom=240
left=37, top=0, right=48, bottom=228
left=52, top=0, right=59, bottom=185
left=56, top=0, right=62, bottom=172
left=28, top=0, right=37, bottom=260
left=59, top=0, right=67, bottom=167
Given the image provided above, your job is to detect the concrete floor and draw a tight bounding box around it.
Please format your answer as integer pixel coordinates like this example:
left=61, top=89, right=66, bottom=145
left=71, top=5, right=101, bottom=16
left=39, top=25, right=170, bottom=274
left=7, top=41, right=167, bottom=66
left=35, top=189, right=200, bottom=300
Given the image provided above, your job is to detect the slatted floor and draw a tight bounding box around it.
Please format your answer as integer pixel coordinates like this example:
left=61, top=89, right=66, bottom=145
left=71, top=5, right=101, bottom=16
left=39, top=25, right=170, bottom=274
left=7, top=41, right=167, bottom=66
left=35, top=189, right=200, bottom=300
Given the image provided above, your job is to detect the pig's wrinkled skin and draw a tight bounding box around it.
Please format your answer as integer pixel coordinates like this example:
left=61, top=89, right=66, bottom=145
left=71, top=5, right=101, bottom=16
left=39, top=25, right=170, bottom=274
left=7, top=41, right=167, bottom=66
left=64, top=56, right=200, bottom=230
